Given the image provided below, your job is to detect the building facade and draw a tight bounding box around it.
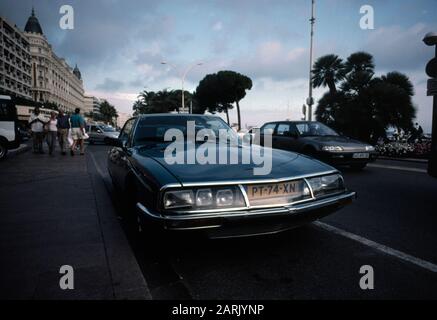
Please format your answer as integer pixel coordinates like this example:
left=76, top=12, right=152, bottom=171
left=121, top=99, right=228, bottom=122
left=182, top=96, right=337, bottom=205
left=23, top=8, right=84, bottom=112
left=0, top=16, right=32, bottom=99
left=83, top=95, right=101, bottom=115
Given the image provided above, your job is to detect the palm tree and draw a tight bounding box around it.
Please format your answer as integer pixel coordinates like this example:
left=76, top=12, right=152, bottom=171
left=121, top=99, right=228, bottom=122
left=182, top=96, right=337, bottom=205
left=380, top=72, right=414, bottom=97
left=344, top=51, right=375, bottom=74
left=312, top=54, right=346, bottom=96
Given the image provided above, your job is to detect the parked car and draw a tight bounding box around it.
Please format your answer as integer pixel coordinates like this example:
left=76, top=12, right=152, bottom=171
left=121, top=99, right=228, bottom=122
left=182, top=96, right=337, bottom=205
left=257, top=121, right=378, bottom=170
left=0, top=95, right=20, bottom=160
left=18, top=127, right=31, bottom=142
left=107, top=114, right=355, bottom=239
left=86, top=124, right=120, bottom=144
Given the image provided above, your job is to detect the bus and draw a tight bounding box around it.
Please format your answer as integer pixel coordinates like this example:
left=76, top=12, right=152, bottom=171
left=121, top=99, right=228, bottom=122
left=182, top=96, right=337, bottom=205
left=0, top=95, right=20, bottom=160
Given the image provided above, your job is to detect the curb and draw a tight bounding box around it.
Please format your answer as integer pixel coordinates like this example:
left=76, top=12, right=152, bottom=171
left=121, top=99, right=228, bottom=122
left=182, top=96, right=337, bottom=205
left=8, top=143, right=31, bottom=157
left=87, top=152, right=152, bottom=300
left=378, top=156, right=429, bottom=164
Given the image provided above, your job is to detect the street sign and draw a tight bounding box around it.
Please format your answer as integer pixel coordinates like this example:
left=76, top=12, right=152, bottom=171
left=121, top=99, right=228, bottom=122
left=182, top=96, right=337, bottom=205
left=427, top=78, right=437, bottom=96
left=426, top=58, right=437, bottom=78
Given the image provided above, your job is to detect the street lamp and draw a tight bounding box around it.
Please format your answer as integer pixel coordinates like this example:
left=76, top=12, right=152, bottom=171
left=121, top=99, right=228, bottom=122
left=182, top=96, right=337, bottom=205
left=161, top=61, right=203, bottom=113
left=306, top=0, right=316, bottom=121
left=423, top=32, right=437, bottom=177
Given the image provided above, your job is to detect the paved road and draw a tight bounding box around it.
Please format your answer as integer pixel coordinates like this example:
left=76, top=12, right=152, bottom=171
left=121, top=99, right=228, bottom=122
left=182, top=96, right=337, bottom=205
left=88, top=144, right=437, bottom=299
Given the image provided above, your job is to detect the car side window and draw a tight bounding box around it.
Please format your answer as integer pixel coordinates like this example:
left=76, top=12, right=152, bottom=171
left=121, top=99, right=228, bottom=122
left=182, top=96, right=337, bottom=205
left=296, top=123, right=309, bottom=135
left=90, top=125, right=98, bottom=132
left=276, top=124, right=290, bottom=136
left=262, top=123, right=276, bottom=134
left=119, top=118, right=136, bottom=146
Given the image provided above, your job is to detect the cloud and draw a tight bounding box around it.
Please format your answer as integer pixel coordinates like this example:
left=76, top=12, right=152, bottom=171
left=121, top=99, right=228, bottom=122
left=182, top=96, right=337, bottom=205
left=212, top=21, right=223, bottom=31
left=95, top=78, right=124, bottom=91
left=363, top=23, right=435, bottom=71
left=231, top=41, right=308, bottom=80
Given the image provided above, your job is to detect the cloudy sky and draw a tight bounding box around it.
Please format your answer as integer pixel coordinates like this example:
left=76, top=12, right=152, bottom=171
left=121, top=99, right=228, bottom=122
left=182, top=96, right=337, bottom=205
left=1, top=0, right=436, bottom=131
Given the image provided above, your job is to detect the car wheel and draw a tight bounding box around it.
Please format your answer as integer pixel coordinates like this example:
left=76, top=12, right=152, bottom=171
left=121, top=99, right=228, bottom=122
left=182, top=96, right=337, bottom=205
left=350, top=163, right=367, bottom=170
left=88, top=139, right=94, bottom=145
left=124, top=182, right=160, bottom=240
left=0, top=141, right=8, bottom=160
left=104, top=138, right=110, bottom=145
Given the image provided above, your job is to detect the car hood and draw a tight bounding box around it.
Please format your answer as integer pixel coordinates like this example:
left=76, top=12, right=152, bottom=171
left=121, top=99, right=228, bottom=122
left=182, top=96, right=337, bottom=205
left=304, top=136, right=369, bottom=149
left=135, top=142, right=335, bottom=185
left=104, top=132, right=120, bottom=138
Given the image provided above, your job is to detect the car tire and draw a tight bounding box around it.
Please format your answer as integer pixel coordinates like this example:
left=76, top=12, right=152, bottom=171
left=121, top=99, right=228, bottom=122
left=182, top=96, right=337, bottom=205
left=350, top=163, right=367, bottom=170
left=104, top=138, right=110, bottom=145
left=0, top=141, right=8, bottom=160
left=88, top=139, right=94, bottom=145
left=124, top=181, right=161, bottom=241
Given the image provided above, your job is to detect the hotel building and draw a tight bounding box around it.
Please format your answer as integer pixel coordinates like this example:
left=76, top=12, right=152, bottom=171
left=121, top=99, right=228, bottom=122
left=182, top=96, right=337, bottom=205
left=0, top=16, right=32, bottom=99
left=23, top=8, right=84, bottom=112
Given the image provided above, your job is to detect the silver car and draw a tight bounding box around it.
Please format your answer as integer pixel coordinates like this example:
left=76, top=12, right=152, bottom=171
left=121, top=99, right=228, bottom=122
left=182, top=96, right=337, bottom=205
left=86, top=124, right=120, bottom=144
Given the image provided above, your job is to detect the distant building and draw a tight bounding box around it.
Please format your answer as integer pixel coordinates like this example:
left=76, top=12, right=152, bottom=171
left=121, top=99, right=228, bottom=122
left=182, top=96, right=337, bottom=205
left=84, top=95, right=101, bottom=115
left=0, top=16, right=32, bottom=99
left=23, top=8, right=84, bottom=112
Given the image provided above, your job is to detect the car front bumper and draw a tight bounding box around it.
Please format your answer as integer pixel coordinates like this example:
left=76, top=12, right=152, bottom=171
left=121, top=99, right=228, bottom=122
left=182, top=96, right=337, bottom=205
left=136, top=191, right=356, bottom=238
left=317, top=151, right=378, bottom=165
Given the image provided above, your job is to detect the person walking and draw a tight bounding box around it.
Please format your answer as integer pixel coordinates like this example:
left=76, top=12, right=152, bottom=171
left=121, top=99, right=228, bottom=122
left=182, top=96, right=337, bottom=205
left=28, top=107, right=45, bottom=154
left=70, top=108, right=86, bottom=156
left=57, top=110, right=70, bottom=155
left=46, top=112, right=58, bottom=156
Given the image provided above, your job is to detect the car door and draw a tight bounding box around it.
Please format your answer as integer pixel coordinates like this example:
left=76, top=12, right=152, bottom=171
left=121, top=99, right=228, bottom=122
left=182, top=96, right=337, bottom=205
left=108, top=118, right=136, bottom=189
left=273, top=123, right=292, bottom=150
left=88, top=125, right=98, bottom=142
left=259, top=123, right=277, bottom=147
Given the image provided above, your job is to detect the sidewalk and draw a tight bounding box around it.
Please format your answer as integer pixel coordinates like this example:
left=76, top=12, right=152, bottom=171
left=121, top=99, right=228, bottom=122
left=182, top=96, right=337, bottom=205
left=0, top=146, right=151, bottom=300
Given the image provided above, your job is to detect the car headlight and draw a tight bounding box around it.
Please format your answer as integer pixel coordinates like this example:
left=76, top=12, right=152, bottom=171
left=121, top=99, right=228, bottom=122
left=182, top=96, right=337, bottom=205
left=306, top=174, right=345, bottom=197
left=322, top=146, right=344, bottom=152
left=365, top=145, right=375, bottom=151
left=163, top=186, right=246, bottom=212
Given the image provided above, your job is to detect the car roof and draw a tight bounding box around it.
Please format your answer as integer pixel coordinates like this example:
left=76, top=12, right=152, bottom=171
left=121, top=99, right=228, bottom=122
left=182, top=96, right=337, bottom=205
left=262, top=120, right=320, bottom=125
left=137, top=113, right=220, bottom=118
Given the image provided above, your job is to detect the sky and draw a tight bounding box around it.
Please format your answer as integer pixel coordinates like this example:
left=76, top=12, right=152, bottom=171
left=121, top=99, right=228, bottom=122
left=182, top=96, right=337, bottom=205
left=1, top=0, right=436, bottom=131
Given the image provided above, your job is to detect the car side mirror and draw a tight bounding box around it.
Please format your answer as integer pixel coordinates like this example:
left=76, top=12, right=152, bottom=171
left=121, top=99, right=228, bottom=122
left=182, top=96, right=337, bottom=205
left=97, top=129, right=103, bottom=133
left=107, top=137, right=124, bottom=148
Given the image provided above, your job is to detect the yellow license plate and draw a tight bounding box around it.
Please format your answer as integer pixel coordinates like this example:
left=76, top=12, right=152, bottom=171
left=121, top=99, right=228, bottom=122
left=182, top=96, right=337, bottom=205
left=246, top=181, right=303, bottom=201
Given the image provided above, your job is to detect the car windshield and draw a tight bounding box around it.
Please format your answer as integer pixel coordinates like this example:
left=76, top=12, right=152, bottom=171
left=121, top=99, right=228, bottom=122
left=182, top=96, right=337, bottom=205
left=102, top=126, right=116, bottom=132
left=134, top=115, right=238, bottom=144
left=296, top=122, right=339, bottom=137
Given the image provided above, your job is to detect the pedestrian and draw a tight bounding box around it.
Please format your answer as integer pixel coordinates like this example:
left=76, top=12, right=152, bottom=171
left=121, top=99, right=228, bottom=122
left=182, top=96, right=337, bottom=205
left=417, top=123, right=424, bottom=142
left=46, top=112, right=58, bottom=156
left=70, top=108, right=86, bottom=156
left=57, top=110, right=70, bottom=155
left=28, top=107, right=45, bottom=154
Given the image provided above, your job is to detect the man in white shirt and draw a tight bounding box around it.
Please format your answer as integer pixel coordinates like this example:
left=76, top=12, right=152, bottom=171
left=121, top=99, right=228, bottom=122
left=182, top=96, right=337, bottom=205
left=28, top=107, right=45, bottom=154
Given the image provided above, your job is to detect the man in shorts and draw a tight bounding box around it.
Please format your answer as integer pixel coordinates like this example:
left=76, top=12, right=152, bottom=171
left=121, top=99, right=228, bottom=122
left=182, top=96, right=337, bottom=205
left=70, top=108, right=86, bottom=156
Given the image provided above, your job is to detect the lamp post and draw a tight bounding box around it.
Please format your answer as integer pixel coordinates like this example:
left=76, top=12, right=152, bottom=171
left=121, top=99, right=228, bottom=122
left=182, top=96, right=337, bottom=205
left=423, top=32, right=437, bottom=177
left=306, top=0, right=316, bottom=121
left=161, top=61, right=203, bottom=113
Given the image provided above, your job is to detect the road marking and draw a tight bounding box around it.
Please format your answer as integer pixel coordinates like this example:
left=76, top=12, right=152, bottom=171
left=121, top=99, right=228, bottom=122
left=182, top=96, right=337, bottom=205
left=89, top=151, right=107, bottom=179
left=368, top=163, right=427, bottom=173
left=313, top=221, right=437, bottom=273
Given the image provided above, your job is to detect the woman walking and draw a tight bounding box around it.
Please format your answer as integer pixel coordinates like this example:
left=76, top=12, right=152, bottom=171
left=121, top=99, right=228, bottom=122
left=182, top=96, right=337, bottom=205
left=46, top=112, right=58, bottom=156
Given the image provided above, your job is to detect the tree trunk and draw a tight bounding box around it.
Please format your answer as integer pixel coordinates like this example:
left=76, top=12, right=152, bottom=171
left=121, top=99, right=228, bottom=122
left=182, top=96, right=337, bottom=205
left=327, top=79, right=337, bottom=96
left=225, top=107, right=230, bottom=125
left=236, top=100, right=241, bottom=131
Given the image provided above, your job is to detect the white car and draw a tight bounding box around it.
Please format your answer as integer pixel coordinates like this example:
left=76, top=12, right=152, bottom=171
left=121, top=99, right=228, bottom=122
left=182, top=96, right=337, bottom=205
left=86, top=124, right=120, bottom=144
left=0, top=95, right=20, bottom=160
